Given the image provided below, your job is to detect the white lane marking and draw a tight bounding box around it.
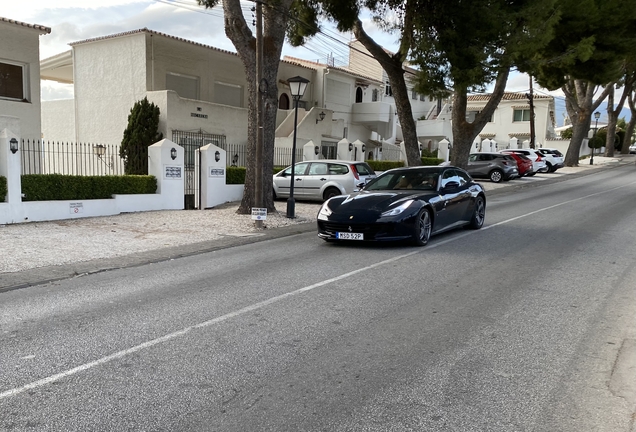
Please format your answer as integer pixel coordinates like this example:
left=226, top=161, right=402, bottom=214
left=2, top=181, right=634, bottom=400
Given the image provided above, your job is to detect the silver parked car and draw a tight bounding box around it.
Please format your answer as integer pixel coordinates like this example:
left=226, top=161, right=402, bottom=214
left=467, top=152, right=519, bottom=182
left=273, top=160, right=376, bottom=201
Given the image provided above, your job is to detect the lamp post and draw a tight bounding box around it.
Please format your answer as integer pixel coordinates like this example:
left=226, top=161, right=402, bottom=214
left=591, top=111, right=600, bottom=165
left=286, top=75, right=309, bottom=218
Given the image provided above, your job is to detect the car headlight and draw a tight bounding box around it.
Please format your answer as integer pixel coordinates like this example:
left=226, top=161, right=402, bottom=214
left=318, top=201, right=332, bottom=220
left=380, top=200, right=414, bottom=217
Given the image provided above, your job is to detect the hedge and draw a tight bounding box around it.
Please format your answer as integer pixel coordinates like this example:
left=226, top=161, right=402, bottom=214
left=0, top=176, right=6, bottom=202
left=227, top=166, right=247, bottom=184
left=20, top=174, right=157, bottom=201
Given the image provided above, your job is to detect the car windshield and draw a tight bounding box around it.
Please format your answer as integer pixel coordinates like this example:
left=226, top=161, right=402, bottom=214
left=365, top=170, right=440, bottom=191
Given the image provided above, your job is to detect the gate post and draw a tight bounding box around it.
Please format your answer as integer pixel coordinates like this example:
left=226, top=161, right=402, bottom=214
left=148, top=139, right=184, bottom=210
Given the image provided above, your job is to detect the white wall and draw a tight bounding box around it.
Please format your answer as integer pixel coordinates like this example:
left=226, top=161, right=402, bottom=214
left=41, top=99, right=75, bottom=141
left=73, top=33, right=148, bottom=145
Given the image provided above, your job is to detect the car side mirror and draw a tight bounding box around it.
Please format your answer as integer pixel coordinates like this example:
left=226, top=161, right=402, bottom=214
left=356, top=181, right=366, bottom=190
left=443, top=181, right=460, bottom=190
left=279, top=171, right=287, bottom=177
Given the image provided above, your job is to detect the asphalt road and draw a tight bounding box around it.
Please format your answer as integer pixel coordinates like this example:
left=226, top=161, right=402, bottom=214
left=1, top=166, right=636, bottom=431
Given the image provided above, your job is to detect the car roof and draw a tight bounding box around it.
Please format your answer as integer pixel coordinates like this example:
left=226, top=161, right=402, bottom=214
left=307, top=159, right=369, bottom=164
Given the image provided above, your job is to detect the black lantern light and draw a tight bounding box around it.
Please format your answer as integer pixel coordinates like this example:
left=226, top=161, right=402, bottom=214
left=348, top=142, right=353, bottom=152
left=286, top=75, right=310, bottom=218
left=170, top=147, right=177, bottom=160
left=314, top=145, right=320, bottom=155
left=215, top=151, right=221, bottom=162
left=9, top=138, right=18, bottom=154
left=316, top=111, right=326, bottom=124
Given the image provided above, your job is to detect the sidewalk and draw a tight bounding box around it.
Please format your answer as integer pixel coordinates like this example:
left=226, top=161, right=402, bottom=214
left=1, top=154, right=633, bottom=291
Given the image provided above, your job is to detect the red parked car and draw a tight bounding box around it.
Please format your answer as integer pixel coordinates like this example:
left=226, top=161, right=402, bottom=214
left=501, top=151, right=534, bottom=177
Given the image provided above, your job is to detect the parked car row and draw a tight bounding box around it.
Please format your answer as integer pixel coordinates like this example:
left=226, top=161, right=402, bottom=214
left=466, top=148, right=564, bottom=183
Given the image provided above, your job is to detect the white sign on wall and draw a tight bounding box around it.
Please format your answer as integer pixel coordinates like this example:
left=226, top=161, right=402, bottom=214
left=164, top=166, right=182, bottom=179
left=69, top=202, right=84, bottom=214
left=209, top=168, right=225, bottom=177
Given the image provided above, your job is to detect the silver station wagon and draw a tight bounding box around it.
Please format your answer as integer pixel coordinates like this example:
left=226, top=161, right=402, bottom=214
left=273, top=160, right=376, bottom=201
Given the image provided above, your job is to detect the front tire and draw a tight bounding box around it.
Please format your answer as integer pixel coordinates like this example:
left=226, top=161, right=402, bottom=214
left=412, top=208, right=432, bottom=246
left=468, top=196, right=485, bottom=229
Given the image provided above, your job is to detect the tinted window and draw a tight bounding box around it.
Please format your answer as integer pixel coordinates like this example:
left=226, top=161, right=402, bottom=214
left=441, top=169, right=461, bottom=188
left=328, top=164, right=349, bottom=175
left=469, top=154, right=479, bottom=162
left=456, top=169, right=471, bottom=185
left=354, top=163, right=375, bottom=176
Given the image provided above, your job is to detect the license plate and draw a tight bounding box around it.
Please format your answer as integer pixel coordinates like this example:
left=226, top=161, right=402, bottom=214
left=336, top=232, right=364, bottom=240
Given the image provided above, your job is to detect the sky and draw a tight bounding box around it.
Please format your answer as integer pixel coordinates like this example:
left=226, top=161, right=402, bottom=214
left=5, top=0, right=627, bottom=127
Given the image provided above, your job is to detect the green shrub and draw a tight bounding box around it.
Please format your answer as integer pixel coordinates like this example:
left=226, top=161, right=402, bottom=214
left=421, top=149, right=438, bottom=158
left=0, top=176, right=9, bottom=202
left=226, top=166, right=246, bottom=184
left=421, top=157, right=444, bottom=166
left=366, top=160, right=405, bottom=171
left=0, top=176, right=6, bottom=202
left=20, top=174, right=156, bottom=201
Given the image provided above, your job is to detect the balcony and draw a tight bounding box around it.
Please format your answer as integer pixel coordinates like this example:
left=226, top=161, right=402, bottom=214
left=351, top=102, right=394, bottom=137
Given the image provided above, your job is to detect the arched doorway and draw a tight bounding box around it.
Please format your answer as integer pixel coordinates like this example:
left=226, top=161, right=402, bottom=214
left=355, top=87, right=363, bottom=103
left=278, top=93, right=290, bottom=110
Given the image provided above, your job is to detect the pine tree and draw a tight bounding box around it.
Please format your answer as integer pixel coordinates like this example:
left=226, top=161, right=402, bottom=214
left=120, top=97, right=163, bottom=175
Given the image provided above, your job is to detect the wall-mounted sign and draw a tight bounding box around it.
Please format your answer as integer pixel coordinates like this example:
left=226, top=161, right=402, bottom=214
left=209, top=168, right=225, bottom=177
left=164, top=166, right=182, bottom=179
left=69, top=202, right=84, bottom=214
left=251, top=208, right=267, bottom=220
left=191, top=113, right=209, bottom=119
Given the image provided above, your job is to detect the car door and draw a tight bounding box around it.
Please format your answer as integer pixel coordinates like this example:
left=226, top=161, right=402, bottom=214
left=302, top=162, right=330, bottom=200
left=273, top=162, right=310, bottom=198
left=435, top=169, right=467, bottom=231
left=467, top=153, right=490, bottom=177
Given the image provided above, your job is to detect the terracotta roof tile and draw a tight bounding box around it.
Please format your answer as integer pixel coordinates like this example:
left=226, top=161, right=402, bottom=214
left=467, top=92, right=552, bottom=101
left=1, top=17, right=51, bottom=34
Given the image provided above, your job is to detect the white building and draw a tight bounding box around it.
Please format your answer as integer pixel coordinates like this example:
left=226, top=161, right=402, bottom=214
left=345, top=41, right=454, bottom=154
left=466, top=92, right=557, bottom=151
left=0, top=17, right=50, bottom=142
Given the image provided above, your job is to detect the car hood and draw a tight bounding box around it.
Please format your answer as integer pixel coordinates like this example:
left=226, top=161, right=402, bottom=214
left=328, top=190, right=435, bottom=214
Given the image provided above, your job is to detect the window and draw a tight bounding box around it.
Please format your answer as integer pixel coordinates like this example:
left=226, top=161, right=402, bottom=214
left=0, top=61, right=26, bottom=101
left=355, top=87, right=363, bottom=103
left=420, top=94, right=425, bottom=101
left=328, top=163, right=349, bottom=175
left=514, top=109, right=531, bottom=122
left=283, top=162, right=309, bottom=176
left=412, top=89, right=417, bottom=100
left=384, top=82, right=392, bottom=97
left=308, top=163, right=328, bottom=175
left=372, top=89, right=379, bottom=102
left=166, top=72, right=199, bottom=100
left=214, top=81, right=243, bottom=107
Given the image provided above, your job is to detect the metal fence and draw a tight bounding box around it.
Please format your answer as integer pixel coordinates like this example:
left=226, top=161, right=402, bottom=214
left=20, top=140, right=133, bottom=176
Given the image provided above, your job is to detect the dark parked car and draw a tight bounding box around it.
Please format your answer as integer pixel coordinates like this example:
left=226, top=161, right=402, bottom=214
left=467, top=152, right=519, bottom=182
left=317, top=166, right=486, bottom=246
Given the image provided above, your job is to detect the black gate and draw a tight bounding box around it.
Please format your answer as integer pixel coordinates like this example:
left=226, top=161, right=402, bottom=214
left=172, top=130, right=227, bottom=209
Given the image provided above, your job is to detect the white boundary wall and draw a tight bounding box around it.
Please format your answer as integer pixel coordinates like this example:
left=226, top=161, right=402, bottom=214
left=0, top=120, right=246, bottom=224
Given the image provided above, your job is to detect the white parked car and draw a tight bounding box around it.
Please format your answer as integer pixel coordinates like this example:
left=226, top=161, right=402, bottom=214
left=536, top=148, right=565, bottom=172
left=501, top=149, right=548, bottom=174
left=273, top=160, right=376, bottom=202
left=629, top=143, right=636, bottom=154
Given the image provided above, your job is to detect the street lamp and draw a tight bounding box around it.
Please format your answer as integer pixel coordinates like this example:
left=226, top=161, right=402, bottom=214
left=591, top=111, right=600, bottom=165
left=286, top=75, right=309, bottom=218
